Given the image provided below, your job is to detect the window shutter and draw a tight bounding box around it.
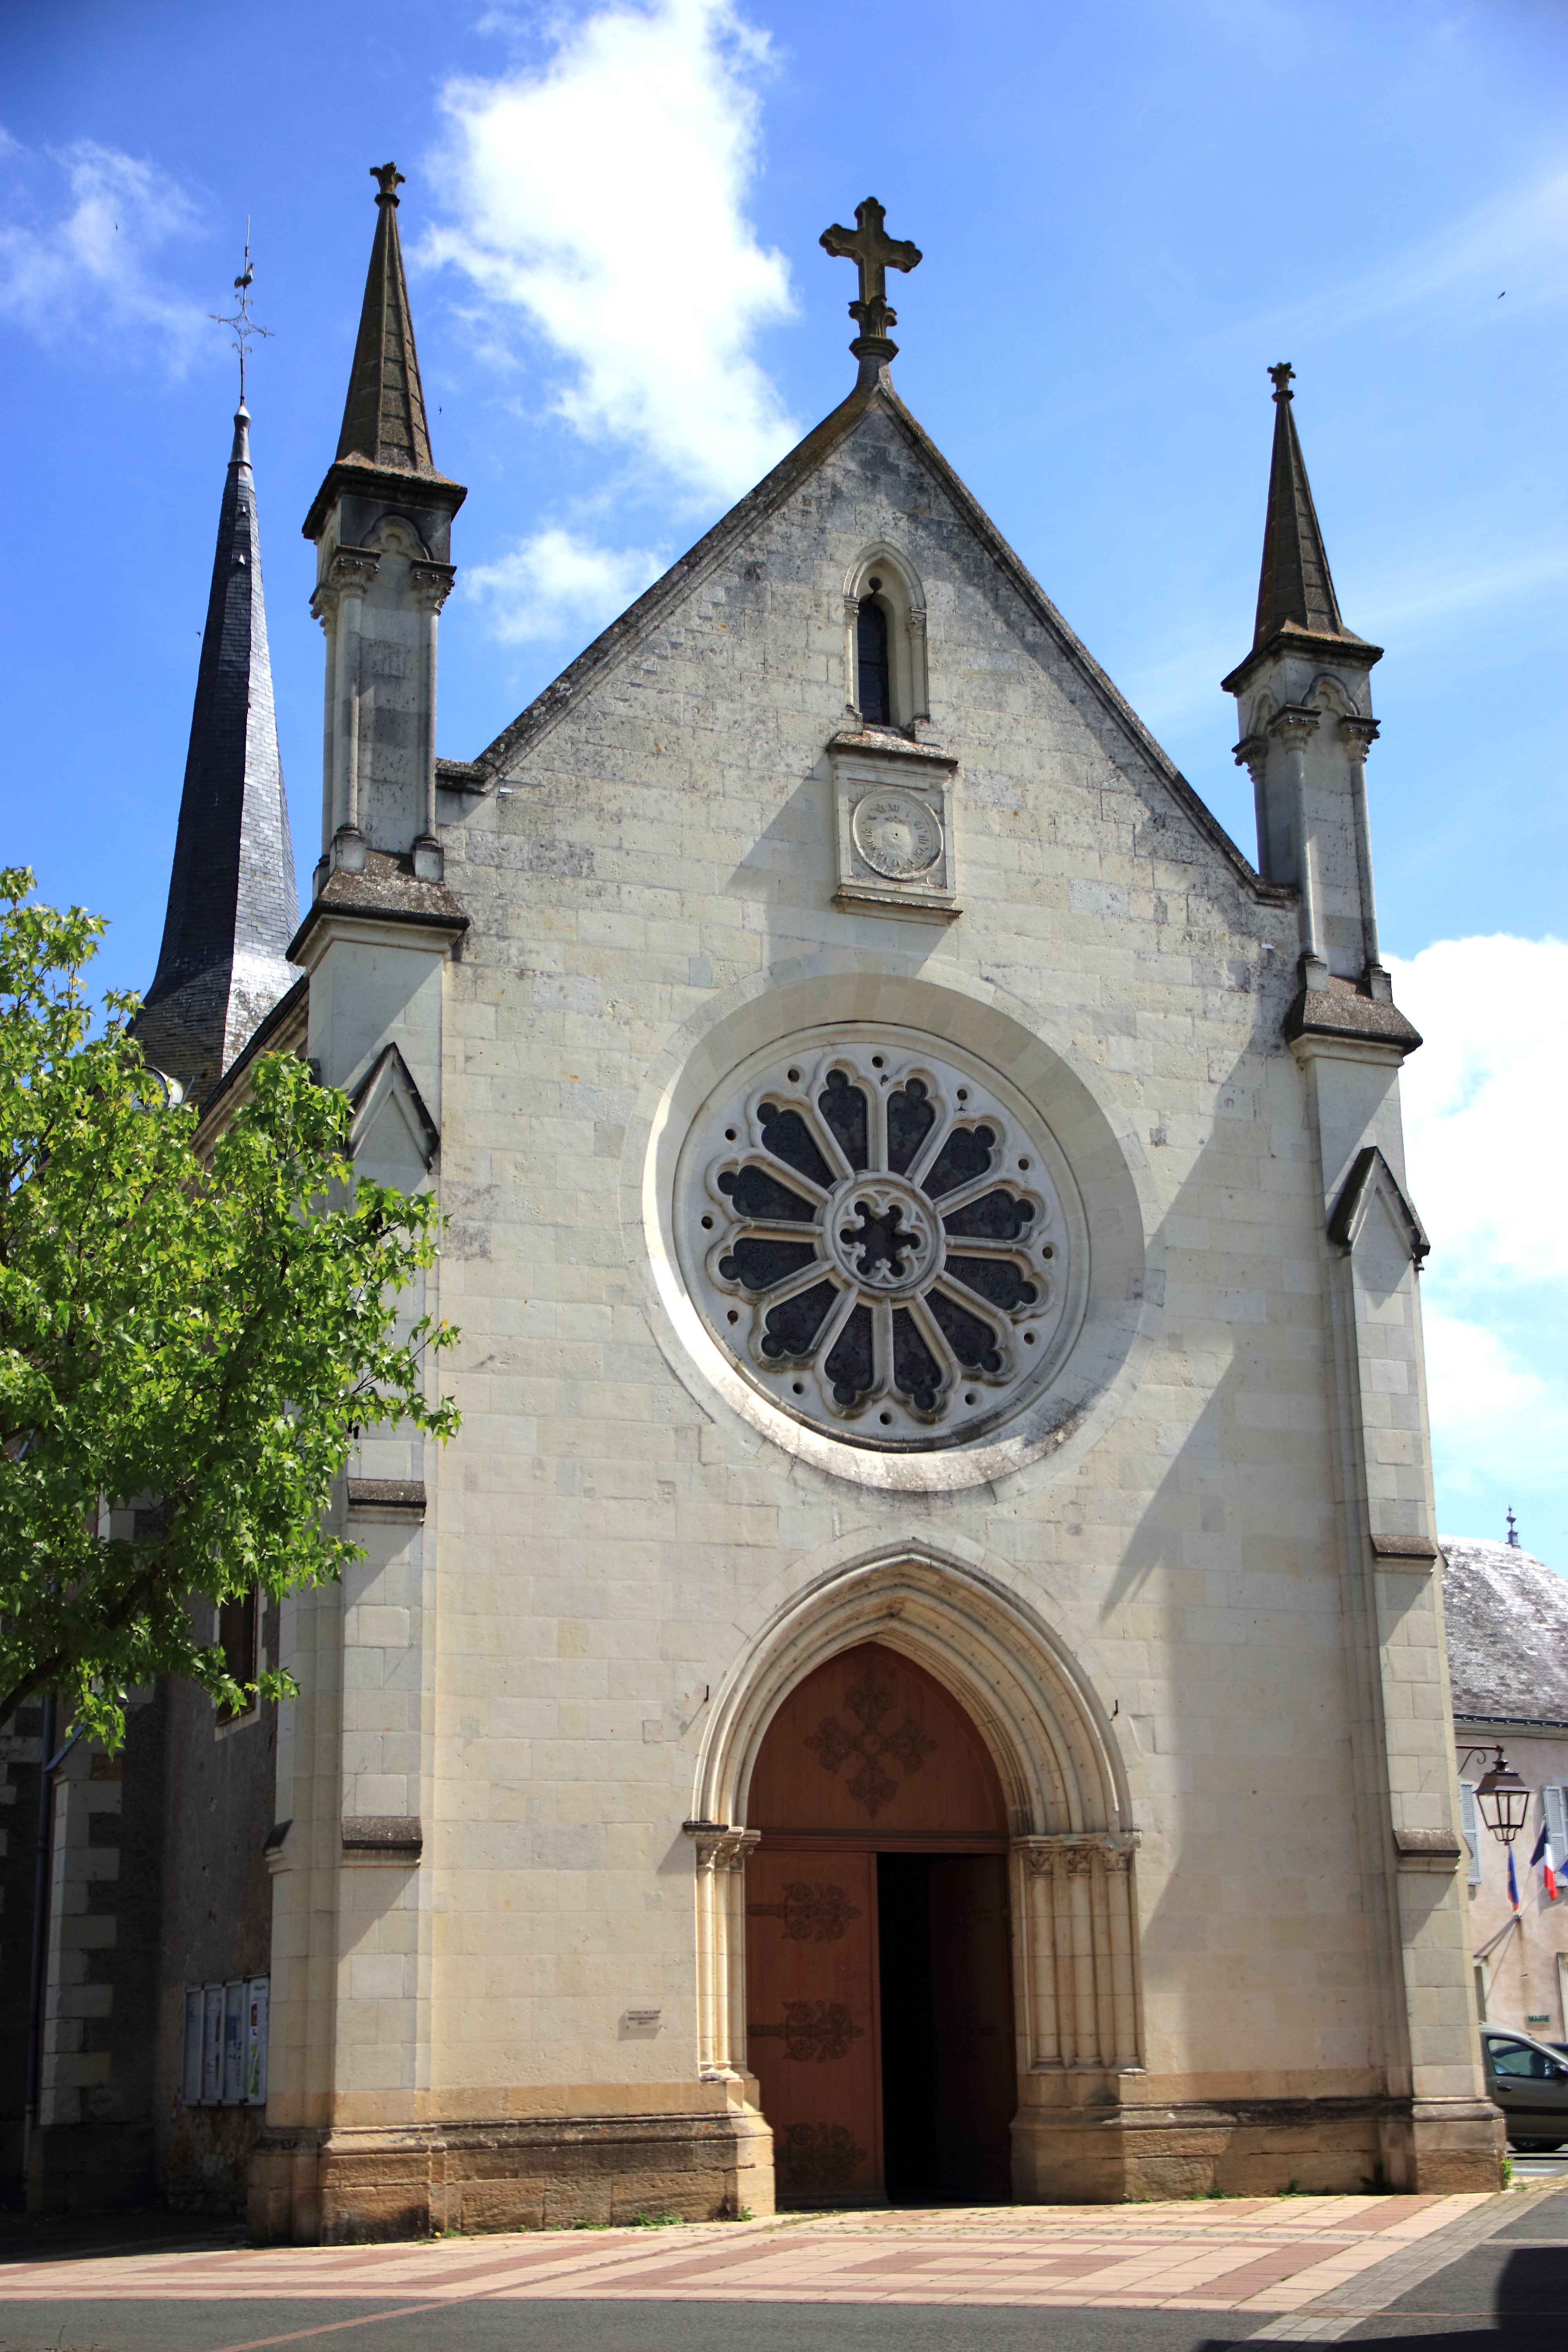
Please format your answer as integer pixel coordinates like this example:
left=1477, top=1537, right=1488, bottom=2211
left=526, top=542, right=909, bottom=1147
left=221, top=1980, right=245, bottom=2104
left=181, top=1989, right=203, bottom=2104
left=201, top=1983, right=224, bottom=2104
left=1459, top=1781, right=1483, bottom=1885
left=245, top=1977, right=270, bottom=2106
left=1544, top=1785, right=1568, bottom=1878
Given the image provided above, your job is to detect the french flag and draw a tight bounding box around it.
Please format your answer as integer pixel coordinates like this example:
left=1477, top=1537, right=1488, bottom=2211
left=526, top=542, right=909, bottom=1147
left=1508, top=1846, right=1520, bottom=1912
left=1531, top=1821, right=1559, bottom=1903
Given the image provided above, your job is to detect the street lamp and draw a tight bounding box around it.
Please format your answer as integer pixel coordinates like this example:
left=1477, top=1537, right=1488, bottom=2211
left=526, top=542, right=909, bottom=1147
left=1461, top=1745, right=1531, bottom=1845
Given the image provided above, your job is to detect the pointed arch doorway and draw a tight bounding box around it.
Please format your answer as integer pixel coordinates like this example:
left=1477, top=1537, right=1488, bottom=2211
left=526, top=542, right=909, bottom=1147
left=744, top=1641, right=1014, bottom=2206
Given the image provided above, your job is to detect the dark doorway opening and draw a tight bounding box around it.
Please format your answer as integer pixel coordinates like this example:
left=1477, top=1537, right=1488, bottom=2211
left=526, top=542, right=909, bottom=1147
left=878, top=1853, right=1014, bottom=2203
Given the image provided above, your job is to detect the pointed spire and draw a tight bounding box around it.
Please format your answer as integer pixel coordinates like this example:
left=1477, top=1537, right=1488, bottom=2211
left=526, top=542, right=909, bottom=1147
left=336, top=162, right=435, bottom=474
left=136, top=401, right=299, bottom=1099
left=1250, top=362, right=1354, bottom=648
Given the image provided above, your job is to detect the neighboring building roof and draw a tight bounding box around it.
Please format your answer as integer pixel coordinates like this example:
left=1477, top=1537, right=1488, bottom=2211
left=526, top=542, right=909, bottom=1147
left=134, top=401, right=299, bottom=1103
left=1442, top=1536, right=1568, bottom=1724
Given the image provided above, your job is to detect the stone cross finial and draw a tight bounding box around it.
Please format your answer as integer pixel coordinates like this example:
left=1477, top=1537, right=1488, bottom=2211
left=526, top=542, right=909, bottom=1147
left=372, top=162, right=406, bottom=204
left=820, top=197, right=922, bottom=362
left=1269, top=361, right=1296, bottom=401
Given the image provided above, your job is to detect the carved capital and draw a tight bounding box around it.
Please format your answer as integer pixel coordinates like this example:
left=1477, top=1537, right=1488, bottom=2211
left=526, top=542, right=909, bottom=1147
left=409, top=559, right=457, bottom=614
left=327, top=547, right=380, bottom=603
left=685, top=1823, right=759, bottom=1872
left=1267, top=705, right=1319, bottom=751
left=1063, top=1842, right=1099, bottom=1878
left=1232, top=732, right=1269, bottom=783
left=904, top=607, right=927, bottom=641
left=1338, top=715, right=1380, bottom=763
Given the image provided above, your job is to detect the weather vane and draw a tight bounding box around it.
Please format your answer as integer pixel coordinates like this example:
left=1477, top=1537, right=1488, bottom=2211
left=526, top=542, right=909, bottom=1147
left=210, top=221, right=272, bottom=406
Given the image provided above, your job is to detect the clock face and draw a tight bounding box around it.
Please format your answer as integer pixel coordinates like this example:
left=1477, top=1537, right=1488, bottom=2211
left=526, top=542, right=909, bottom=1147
left=851, top=789, right=943, bottom=881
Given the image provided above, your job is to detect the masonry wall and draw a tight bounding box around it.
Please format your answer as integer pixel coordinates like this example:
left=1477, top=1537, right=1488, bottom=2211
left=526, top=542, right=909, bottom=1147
left=318, top=402, right=1409, bottom=2126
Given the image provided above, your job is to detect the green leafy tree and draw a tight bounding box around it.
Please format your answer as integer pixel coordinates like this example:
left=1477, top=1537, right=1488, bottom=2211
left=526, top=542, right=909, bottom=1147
left=0, top=869, right=458, bottom=1746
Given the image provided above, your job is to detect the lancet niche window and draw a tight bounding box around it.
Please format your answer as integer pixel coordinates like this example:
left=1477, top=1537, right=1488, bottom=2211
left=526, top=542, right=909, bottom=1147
left=845, top=549, right=929, bottom=734
left=857, top=595, right=892, bottom=726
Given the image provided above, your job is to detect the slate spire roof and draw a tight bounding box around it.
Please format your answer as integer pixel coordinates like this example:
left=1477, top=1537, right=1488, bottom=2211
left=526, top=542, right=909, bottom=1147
left=136, top=402, right=299, bottom=1100
left=1250, top=362, right=1358, bottom=650
left=336, top=162, right=435, bottom=474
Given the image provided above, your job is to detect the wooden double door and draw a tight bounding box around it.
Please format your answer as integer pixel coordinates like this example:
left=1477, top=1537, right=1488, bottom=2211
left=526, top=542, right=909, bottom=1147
left=744, top=1643, right=1016, bottom=2205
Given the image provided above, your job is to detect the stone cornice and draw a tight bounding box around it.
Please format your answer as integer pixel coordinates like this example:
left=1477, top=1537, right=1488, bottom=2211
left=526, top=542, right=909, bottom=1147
left=303, top=456, right=467, bottom=546
left=1221, top=624, right=1384, bottom=699
left=1285, top=978, right=1422, bottom=1053
left=288, top=849, right=469, bottom=966
left=825, top=726, right=956, bottom=771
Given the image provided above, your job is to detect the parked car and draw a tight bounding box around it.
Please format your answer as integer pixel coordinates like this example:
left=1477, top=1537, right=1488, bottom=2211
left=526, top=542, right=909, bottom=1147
left=1480, top=2028, right=1568, bottom=2152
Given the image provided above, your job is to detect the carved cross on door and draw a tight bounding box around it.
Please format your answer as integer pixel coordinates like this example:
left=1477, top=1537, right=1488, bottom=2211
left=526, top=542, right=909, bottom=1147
left=820, top=198, right=922, bottom=354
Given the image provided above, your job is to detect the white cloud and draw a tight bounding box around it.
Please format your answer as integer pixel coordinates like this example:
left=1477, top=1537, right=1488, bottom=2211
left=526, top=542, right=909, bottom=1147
left=466, top=525, right=665, bottom=644
left=1422, top=1310, right=1568, bottom=1500
left=1390, top=934, right=1568, bottom=1289
left=0, top=138, right=208, bottom=364
left=427, top=0, right=799, bottom=508
left=1388, top=934, right=1568, bottom=1516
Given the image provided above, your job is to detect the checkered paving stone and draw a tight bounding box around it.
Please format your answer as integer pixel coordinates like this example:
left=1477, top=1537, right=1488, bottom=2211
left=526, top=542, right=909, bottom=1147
left=0, top=2192, right=1510, bottom=2318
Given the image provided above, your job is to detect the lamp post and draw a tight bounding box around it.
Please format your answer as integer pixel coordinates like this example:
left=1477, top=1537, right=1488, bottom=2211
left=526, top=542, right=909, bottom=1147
left=1460, top=1745, right=1531, bottom=1846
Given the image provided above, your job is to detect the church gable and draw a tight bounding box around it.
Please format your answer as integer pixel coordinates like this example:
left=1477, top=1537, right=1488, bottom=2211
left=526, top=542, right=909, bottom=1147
left=448, top=389, right=1282, bottom=984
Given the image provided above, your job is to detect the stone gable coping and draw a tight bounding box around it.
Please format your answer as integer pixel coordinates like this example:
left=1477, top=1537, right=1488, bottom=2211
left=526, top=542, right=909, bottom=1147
left=1328, top=1145, right=1431, bottom=1265
left=345, top=1478, right=427, bottom=1519
left=287, top=848, right=469, bottom=965
left=341, top=1813, right=423, bottom=1859
left=1287, top=979, right=1423, bottom=1052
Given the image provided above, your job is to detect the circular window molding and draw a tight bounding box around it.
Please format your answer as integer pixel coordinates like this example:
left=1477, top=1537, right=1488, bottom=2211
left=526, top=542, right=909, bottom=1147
left=630, top=957, right=1160, bottom=1496
left=675, top=1028, right=1087, bottom=1452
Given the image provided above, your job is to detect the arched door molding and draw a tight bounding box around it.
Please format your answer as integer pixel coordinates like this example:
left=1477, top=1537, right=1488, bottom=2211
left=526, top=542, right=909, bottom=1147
left=686, top=1548, right=1143, bottom=2094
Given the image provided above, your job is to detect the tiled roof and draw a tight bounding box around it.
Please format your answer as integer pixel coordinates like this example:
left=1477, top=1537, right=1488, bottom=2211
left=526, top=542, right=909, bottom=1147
left=1442, top=1536, right=1568, bottom=1722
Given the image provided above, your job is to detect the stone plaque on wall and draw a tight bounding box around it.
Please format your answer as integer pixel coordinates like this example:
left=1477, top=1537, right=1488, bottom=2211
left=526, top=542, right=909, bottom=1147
left=829, top=734, right=958, bottom=919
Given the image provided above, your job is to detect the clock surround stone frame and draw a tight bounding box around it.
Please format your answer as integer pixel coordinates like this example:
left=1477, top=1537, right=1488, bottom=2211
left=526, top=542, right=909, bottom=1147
left=829, top=730, right=958, bottom=920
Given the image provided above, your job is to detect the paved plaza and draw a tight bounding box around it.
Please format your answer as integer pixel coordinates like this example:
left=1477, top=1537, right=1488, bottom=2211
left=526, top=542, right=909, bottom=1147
left=0, top=2186, right=1563, bottom=2349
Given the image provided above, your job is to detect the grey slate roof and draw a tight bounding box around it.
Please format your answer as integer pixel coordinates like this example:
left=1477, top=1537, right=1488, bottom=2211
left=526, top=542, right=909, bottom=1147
left=1441, top=1537, right=1568, bottom=1723
left=135, top=404, right=298, bottom=1102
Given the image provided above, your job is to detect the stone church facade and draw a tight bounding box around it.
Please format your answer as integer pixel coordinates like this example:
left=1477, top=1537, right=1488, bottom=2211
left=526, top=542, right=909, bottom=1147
left=5, top=172, right=1504, bottom=2231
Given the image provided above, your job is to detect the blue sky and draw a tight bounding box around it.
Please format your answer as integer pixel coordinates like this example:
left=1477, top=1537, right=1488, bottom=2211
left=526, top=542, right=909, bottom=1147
left=2, top=0, right=1564, bottom=1565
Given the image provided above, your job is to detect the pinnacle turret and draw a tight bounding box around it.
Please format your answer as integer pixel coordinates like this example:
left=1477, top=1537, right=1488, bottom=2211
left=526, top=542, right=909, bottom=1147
left=336, top=162, right=436, bottom=475
left=1246, top=362, right=1364, bottom=656
left=136, top=401, right=299, bottom=1100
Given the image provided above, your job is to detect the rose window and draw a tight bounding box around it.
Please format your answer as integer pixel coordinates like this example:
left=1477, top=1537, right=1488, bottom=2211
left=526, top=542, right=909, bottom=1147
left=681, top=1035, right=1073, bottom=1448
